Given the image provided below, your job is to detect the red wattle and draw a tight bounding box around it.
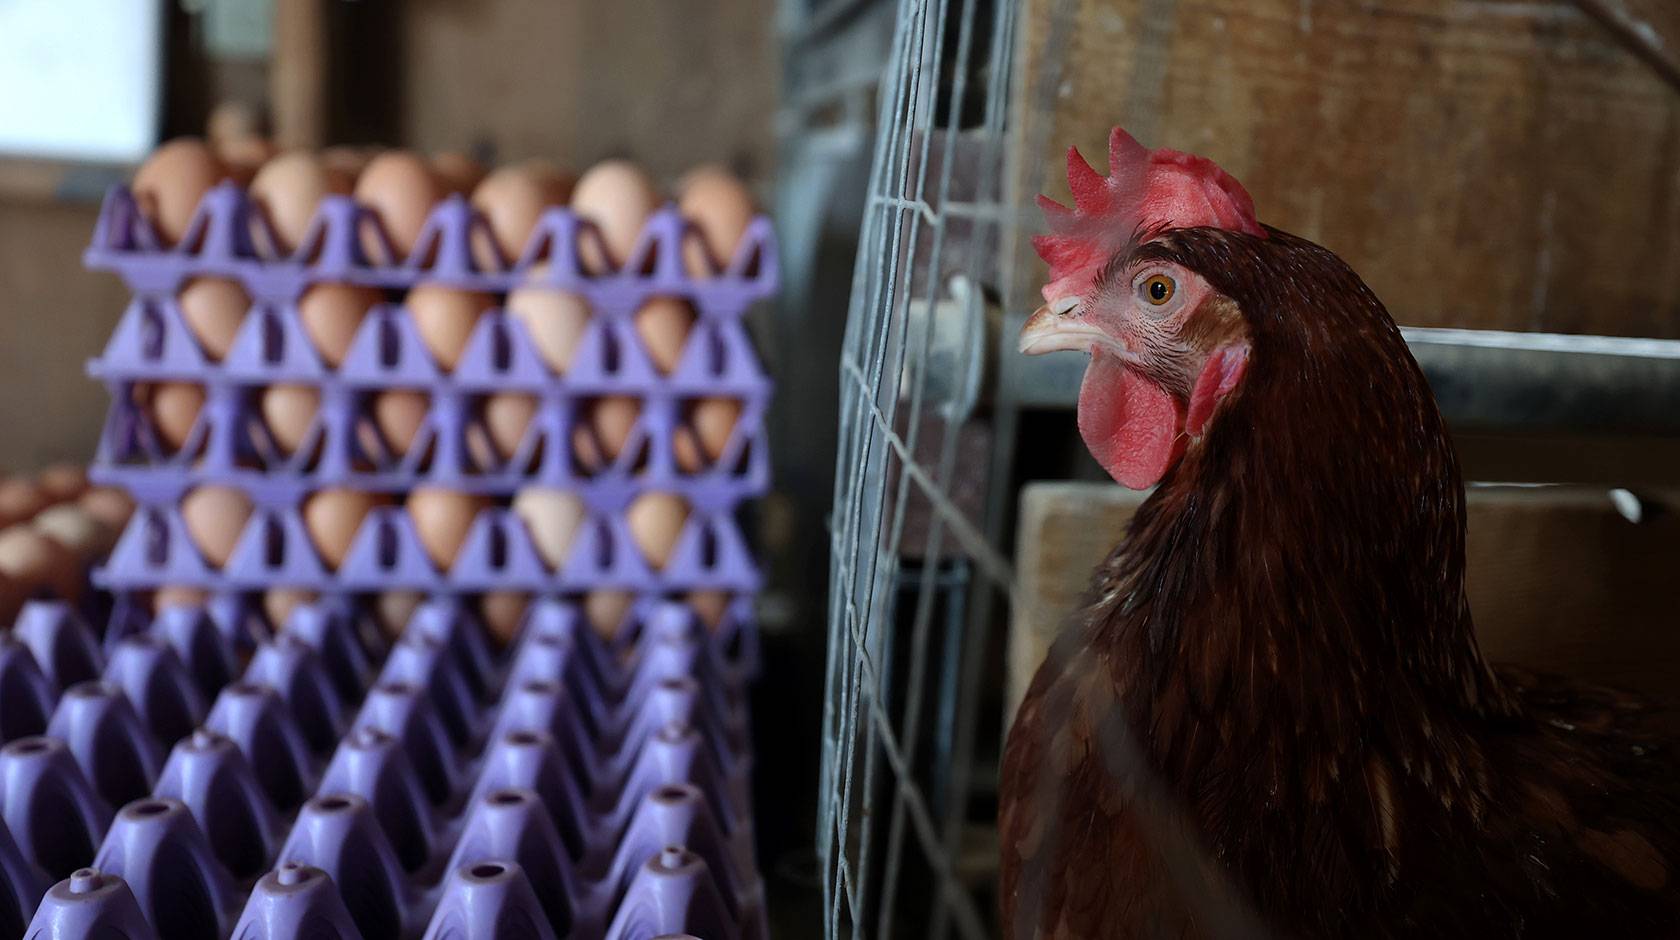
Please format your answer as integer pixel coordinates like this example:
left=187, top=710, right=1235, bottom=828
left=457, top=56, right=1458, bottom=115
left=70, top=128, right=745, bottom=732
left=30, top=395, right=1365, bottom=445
left=1077, top=354, right=1184, bottom=490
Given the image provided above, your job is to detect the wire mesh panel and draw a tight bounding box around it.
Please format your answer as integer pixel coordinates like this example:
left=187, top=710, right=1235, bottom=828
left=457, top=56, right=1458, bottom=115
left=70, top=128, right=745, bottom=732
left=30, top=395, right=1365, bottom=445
left=820, top=0, right=1020, bottom=935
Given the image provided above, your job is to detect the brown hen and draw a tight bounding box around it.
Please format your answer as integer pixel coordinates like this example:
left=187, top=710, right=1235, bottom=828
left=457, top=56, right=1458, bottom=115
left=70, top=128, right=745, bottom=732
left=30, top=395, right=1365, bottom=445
left=998, top=128, right=1680, bottom=939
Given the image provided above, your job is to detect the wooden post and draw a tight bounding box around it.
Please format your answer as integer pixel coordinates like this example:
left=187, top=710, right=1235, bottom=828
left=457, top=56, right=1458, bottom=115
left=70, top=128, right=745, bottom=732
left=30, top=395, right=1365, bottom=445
left=271, top=0, right=326, bottom=150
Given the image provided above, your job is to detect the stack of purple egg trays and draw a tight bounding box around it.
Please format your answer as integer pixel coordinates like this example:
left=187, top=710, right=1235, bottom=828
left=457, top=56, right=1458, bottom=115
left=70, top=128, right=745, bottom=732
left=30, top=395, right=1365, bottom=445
left=0, top=179, right=782, bottom=938
left=84, top=181, right=774, bottom=609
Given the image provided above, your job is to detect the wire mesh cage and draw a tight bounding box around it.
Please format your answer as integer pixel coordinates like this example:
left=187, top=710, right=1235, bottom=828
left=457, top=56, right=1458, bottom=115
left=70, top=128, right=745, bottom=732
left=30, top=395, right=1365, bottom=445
left=819, top=0, right=1020, bottom=935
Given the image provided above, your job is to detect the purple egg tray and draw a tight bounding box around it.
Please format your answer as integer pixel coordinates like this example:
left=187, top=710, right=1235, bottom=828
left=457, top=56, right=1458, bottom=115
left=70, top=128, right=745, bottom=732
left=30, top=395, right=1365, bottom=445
left=82, top=180, right=776, bottom=597
left=0, top=596, right=766, bottom=939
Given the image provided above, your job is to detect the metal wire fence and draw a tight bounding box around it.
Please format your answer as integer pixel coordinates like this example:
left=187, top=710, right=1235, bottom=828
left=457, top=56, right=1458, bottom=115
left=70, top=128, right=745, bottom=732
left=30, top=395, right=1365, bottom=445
left=819, top=0, right=1021, bottom=935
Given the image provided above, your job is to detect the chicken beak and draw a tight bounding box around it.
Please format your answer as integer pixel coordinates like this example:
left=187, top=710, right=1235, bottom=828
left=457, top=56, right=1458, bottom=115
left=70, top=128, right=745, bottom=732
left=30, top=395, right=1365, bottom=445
left=1019, top=296, right=1114, bottom=356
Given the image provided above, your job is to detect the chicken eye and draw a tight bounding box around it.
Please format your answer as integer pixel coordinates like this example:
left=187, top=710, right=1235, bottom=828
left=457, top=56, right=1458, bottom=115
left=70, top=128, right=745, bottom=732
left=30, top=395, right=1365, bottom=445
left=1143, top=274, right=1176, bottom=306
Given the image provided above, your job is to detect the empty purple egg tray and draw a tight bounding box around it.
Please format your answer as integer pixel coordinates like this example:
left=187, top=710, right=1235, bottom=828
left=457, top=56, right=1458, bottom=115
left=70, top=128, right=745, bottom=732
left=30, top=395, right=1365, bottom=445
left=0, top=597, right=765, bottom=939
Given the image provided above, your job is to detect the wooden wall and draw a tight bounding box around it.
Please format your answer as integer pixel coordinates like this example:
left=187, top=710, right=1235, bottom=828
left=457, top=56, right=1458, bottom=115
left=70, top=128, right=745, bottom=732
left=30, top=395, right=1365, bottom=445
left=0, top=0, right=777, bottom=473
left=396, top=0, right=777, bottom=182
left=0, top=202, right=128, bottom=470
left=1010, top=0, right=1680, bottom=337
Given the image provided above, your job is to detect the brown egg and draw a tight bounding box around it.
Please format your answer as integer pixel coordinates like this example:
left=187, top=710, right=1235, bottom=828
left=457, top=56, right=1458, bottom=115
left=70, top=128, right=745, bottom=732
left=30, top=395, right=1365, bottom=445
left=687, top=590, right=732, bottom=632
left=260, top=384, right=320, bottom=455
left=217, top=137, right=278, bottom=186
left=506, top=271, right=591, bottom=372
left=140, top=382, right=205, bottom=450
left=302, top=488, right=386, bottom=569
left=297, top=283, right=381, bottom=367
left=321, top=146, right=375, bottom=179
left=353, top=151, right=445, bottom=261
left=678, top=165, right=756, bottom=276
left=79, top=487, right=135, bottom=531
left=406, top=488, right=489, bottom=569
left=696, top=398, right=743, bottom=451
left=0, top=526, right=80, bottom=599
left=264, top=588, right=318, bottom=630
left=37, top=464, right=89, bottom=503
left=0, top=479, right=47, bottom=527
left=583, top=590, right=636, bottom=641
left=625, top=492, right=689, bottom=569
left=33, top=504, right=113, bottom=560
left=432, top=152, right=487, bottom=195
left=372, top=391, right=430, bottom=457
left=483, top=393, right=537, bottom=460
left=406, top=285, right=494, bottom=371
left=132, top=139, right=227, bottom=245
left=634, top=297, right=695, bottom=373
left=152, top=585, right=210, bottom=614
left=250, top=151, right=355, bottom=253
left=480, top=591, right=529, bottom=646
left=470, top=162, right=574, bottom=268
left=180, top=485, right=253, bottom=568
left=374, top=589, right=426, bottom=639
left=570, top=159, right=661, bottom=274
left=511, top=487, right=586, bottom=570
left=674, top=398, right=745, bottom=472
left=572, top=396, right=640, bottom=470
left=177, top=277, right=250, bottom=361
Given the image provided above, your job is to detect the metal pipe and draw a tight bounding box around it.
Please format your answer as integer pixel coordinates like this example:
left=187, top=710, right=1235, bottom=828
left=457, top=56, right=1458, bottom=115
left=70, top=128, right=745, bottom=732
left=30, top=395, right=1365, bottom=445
left=999, top=323, right=1680, bottom=437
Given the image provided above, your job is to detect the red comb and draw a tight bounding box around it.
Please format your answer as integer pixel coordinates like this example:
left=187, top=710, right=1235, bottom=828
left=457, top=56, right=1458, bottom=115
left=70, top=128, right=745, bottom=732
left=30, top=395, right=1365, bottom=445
left=1032, top=127, right=1264, bottom=302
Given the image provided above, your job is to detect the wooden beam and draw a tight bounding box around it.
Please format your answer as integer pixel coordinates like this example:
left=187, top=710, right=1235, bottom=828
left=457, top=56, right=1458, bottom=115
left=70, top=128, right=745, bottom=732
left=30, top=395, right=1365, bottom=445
left=272, top=0, right=327, bottom=149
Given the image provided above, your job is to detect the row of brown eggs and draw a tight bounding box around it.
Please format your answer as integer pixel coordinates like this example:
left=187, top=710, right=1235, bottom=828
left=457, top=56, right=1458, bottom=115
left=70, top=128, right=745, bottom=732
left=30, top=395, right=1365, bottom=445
left=148, top=276, right=741, bottom=469
left=137, top=379, right=743, bottom=474
left=0, top=467, right=136, bottom=615
left=133, top=139, right=757, bottom=275
left=168, top=273, right=702, bottom=375
left=175, top=484, right=694, bottom=578
left=166, top=484, right=711, bottom=646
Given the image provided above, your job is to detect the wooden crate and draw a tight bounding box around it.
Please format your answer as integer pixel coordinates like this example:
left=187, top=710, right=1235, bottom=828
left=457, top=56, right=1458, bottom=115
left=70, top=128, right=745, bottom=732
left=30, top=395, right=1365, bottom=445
left=1009, top=481, right=1680, bottom=721
left=1008, top=0, right=1680, bottom=337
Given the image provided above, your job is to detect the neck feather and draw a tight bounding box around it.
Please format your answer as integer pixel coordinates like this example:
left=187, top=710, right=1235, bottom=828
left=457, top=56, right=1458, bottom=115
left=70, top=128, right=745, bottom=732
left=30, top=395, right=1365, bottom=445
left=1082, top=228, right=1516, bottom=799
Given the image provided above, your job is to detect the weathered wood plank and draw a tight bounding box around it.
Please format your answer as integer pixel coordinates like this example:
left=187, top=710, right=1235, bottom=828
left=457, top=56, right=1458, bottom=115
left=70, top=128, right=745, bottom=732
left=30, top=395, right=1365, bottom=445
left=1009, top=483, right=1144, bottom=718
left=1009, top=0, right=1680, bottom=338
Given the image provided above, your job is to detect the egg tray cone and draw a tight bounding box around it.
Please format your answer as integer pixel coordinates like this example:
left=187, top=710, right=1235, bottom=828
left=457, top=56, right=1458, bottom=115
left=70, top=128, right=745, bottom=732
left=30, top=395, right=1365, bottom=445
left=0, top=598, right=767, bottom=939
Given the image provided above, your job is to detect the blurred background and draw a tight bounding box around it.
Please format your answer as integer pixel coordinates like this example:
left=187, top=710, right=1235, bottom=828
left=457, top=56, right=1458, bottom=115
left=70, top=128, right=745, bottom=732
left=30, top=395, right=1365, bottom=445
left=3, top=1, right=1679, bottom=938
